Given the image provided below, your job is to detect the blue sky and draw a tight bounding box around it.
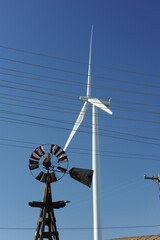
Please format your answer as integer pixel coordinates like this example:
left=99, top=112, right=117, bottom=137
left=0, top=0, right=160, bottom=239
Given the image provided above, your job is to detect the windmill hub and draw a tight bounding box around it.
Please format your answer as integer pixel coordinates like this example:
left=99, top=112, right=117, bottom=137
left=29, top=144, right=69, bottom=183
left=42, top=153, right=51, bottom=169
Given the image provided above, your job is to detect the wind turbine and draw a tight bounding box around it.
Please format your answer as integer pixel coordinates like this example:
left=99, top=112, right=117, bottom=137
left=64, top=26, right=113, bottom=240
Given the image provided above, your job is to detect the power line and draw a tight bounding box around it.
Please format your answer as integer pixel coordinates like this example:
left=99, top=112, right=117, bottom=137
left=1, top=89, right=160, bottom=123
left=1, top=76, right=160, bottom=108
left=0, top=92, right=160, bottom=133
left=1, top=80, right=160, bottom=115
left=0, top=78, right=78, bottom=96
left=1, top=115, right=160, bottom=146
left=2, top=105, right=159, bottom=126
left=1, top=142, right=159, bottom=161
left=1, top=44, right=160, bottom=79
left=1, top=95, right=160, bottom=122
left=1, top=108, right=160, bottom=141
left=113, top=98, right=160, bottom=108
left=112, top=105, right=160, bottom=115
left=0, top=137, right=159, bottom=159
left=0, top=83, right=77, bottom=100
left=1, top=66, right=160, bottom=91
left=0, top=72, right=160, bottom=96
left=1, top=57, right=160, bottom=93
left=0, top=224, right=160, bottom=230
left=0, top=91, right=80, bottom=107
left=1, top=74, right=160, bottom=98
left=1, top=103, right=160, bottom=140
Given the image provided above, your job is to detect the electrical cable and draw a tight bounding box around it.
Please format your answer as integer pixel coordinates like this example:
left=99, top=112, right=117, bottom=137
left=1, top=103, right=160, bottom=125
left=0, top=108, right=160, bottom=141
left=0, top=93, right=160, bottom=133
left=0, top=142, right=159, bottom=161
left=0, top=115, right=160, bottom=146
left=0, top=137, right=159, bottom=159
left=1, top=77, right=160, bottom=108
left=1, top=75, right=160, bottom=98
left=1, top=44, right=160, bottom=78
left=1, top=93, right=160, bottom=117
left=1, top=57, right=160, bottom=93
left=1, top=82, right=160, bottom=124
left=1, top=94, right=160, bottom=118
left=0, top=224, right=160, bottom=230
left=1, top=67, right=160, bottom=91
left=0, top=83, right=77, bottom=100
left=0, top=78, right=78, bottom=96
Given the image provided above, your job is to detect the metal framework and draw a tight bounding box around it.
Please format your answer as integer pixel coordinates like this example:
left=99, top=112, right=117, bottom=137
left=32, top=174, right=59, bottom=240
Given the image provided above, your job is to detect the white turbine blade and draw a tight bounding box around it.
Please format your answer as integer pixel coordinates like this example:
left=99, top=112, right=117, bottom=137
left=87, top=25, right=93, bottom=97
left=64, top=101, right=88, bottom=151
left=88, top=98, right=113, bottom=115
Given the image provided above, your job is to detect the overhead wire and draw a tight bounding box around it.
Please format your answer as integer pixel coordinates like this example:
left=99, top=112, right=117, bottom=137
left=1, top=94, right=160, bottom=118
left=1, top=74, right=160, bottom=98
left=0, top=224, right=160, bottom=230
left=1, top=57, right=160, bottom=93
left=0, top=137, right=159, bottom=159
left=0, top=114, right=160, bottom=146
left=1, top=90, right=160, bottom=117
left=1, top=74, right=160, bottom=108
left=1, top=107, right=160, bottom=141
left=0, top=93, right=159, bottom=133
left=1, top=99, right=160, bottom=125
left=0, top=83, right=77, bottom=100
left=1, top=141, right=160, bottom=161
left=1, top=92, right=160, bottom=131
left=1, top=44, right=160, bottom=78
left=0, top=66, right=160, bottom=92
left=0, top=71, right=160, bottom=110
left=0, top=78, right=78, bottom=97
left=1, top=78, right=160, bottom=116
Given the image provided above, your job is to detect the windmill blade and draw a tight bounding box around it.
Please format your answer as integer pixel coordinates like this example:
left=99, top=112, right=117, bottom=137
left=58, top=156, right=68, bottom=162
left=86, top=25, right=93, bottom=98
left=36, top=171, right=43, bottom=181
left=50, top=144, right=56, bottom=153
left=31, top=153, right=40, bottom=161
left=29, top=164, right=39, bottom=170
left=34, top=148, right=42, bottom=157
left=69, top=167, right=93, bottom=187
left=39, top=145, right=45, bottom=155
left=88, top=97, right=113, bottom=115
left=51, top=172, right=57, bottom=182
left=57, top=166, right=67, bottom=173
left=41, top=173, right=47, bottom=183
left=64, top=101, right=88, bottom=151
left=30, top=159, right=39, bottom=165
left=57, top=150, right=65, bottom=158
left=54, top=146, right=61, bottom=155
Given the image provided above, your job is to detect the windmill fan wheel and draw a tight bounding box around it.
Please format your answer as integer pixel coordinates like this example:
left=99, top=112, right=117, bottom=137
left=29, top=144, right=68, bottom=183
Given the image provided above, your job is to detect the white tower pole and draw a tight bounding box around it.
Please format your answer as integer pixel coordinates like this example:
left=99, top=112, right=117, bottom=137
left=92, top=105, right=102, bottom=240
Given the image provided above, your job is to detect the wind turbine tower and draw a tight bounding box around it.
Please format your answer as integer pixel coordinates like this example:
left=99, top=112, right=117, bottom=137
left=64, top=26, right=113, bottom=240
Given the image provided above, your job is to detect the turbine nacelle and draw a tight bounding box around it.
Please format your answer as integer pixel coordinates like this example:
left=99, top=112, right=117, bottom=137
left=80, top=96, right=112, bottom=115
left=80, top=96, right=111, bottom=106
